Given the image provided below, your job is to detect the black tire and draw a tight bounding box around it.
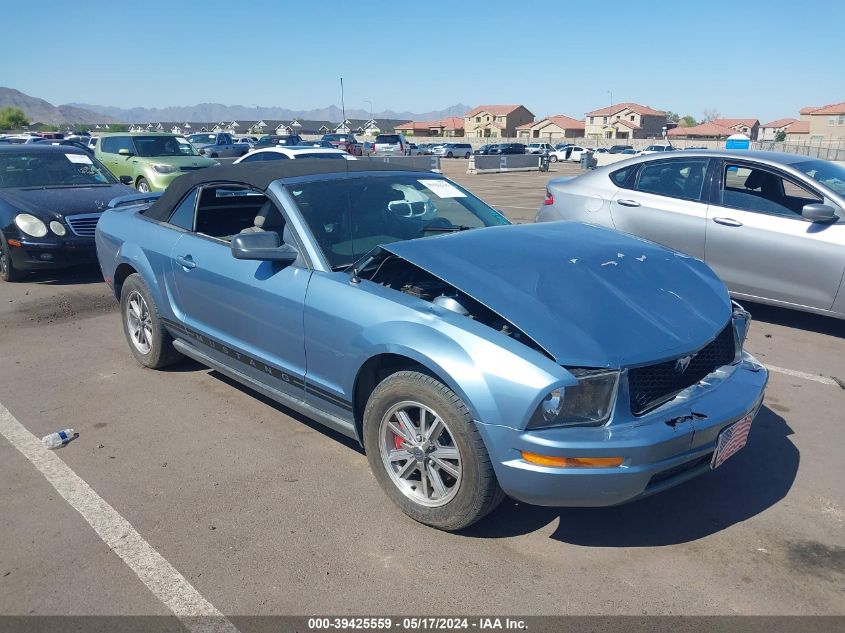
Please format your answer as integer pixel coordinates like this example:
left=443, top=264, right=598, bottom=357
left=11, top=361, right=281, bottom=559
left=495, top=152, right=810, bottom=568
left=0, top=231, right=24, bottom=282
left=210, top=153, right=219, bottom=159
left=464, top=152, right=471, bottom=159
left=136, top=177, right=150, bottom=192
left=447, top=152, right=453, bottom=158
left=549, top=155, right=558, bottom=162
left=120, top=273, right=183, bottom=369
left=363, top=371, right=504, bottom=531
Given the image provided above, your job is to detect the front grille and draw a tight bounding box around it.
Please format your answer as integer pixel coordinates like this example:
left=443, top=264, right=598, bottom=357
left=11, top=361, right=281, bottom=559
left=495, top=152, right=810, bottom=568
left=65, top=212, right=102, bottom=237
left=627, top=324, right=736, bottom=415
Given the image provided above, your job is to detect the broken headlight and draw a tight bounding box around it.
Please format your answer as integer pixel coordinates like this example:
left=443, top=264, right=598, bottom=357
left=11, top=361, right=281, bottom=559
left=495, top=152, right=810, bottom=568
left=732, top=300, right=751, bottom=361
left=527, top=369, right=619, bottom=430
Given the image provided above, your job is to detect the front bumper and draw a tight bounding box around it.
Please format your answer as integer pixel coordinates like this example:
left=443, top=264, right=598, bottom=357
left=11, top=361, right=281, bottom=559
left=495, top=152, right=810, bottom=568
left=476, top=354, right=768, bottom=507
left=8, top=236, right=97, bottom=271
left=145, top=170, right=184, bottom=191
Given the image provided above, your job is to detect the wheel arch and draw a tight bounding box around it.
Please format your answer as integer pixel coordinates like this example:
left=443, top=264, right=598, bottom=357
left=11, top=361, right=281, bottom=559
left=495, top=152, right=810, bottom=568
left=351, top=347, right=484, bottom=446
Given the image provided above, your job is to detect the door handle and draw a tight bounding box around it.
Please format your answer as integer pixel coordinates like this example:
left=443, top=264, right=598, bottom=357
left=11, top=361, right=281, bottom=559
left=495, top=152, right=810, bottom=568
left=713, top=217, right=743, bottom=227
left=176, top=254, right=196, bottom=269
left=616, top=199, right=641, bottom=207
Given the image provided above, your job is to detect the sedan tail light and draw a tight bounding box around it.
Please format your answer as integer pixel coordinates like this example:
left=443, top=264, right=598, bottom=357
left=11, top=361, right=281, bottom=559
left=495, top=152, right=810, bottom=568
left=543, top=188, right=554, bottom=205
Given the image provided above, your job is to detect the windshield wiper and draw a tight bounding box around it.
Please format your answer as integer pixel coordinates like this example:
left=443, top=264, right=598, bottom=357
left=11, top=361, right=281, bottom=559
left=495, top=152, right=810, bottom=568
left=421, top=225, right=475, bottom=233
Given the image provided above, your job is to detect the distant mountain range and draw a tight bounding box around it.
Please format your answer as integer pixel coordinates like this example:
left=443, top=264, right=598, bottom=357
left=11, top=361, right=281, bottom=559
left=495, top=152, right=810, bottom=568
left=1, top=86, right=470, bottom=129
left=66, top=102, right=471, bottom=125
left=0, top=87, right=120, bottom=125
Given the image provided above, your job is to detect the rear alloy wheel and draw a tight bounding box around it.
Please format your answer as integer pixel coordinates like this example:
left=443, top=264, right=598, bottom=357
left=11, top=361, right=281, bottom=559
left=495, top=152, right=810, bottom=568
left=364, top=371, right=504, bottom=530
left=549, top=155, right=558, bottom=162
left=120, top=273, right=183, bottom=369
left=464, top=152, right=471, bottom=159
left=447, top=152, right=454, bottom=158
left=0, top=232, right=23, bottom=282
left=136, top=177, right=150, bottom=192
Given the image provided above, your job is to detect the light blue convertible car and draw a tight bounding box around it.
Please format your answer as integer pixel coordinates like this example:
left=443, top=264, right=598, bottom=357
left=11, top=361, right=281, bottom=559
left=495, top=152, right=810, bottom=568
left=96, top=161, right=768, bottom=530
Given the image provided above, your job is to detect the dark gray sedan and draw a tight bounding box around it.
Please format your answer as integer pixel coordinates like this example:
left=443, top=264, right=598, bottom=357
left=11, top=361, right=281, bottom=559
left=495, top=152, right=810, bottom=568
left=537, top=150, right=845, bottom=319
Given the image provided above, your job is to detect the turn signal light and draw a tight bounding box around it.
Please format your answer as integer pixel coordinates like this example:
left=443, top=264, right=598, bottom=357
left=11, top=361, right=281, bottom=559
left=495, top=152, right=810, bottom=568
left=8, top=239, right=22, bottom=247
left=520, top=451, right=623, bottom=468
left=543, top=189, right=554, bottom=205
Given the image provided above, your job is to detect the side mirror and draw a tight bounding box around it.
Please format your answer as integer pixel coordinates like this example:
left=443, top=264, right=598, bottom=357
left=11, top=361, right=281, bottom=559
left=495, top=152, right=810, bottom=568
left=802, top=203, right=838, bottom=223
left=118, top=148, right=133, bottom=156
left=231, top=231, right=298, bottom=263
left=119, top=175, right=133, bottom=185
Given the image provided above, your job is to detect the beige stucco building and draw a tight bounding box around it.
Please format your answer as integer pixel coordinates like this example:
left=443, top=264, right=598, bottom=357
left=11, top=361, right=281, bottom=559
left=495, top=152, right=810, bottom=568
left=464, top=105, right=534, bottom=139
left=799, top=102, right=845, bottom=140
left=759, top=118, right=799, bottom=141
left=517, top=115, right=585, bottom=141
left=584, top=102, right=667, bottom=140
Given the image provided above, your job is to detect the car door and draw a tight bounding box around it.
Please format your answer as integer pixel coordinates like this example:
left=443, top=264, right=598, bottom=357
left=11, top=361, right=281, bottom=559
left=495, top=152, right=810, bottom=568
left=609, top=157, right=711, bottom=259
left=169, top=184, right=311, bottom=397
left=704, top=159, right=845, bottom=310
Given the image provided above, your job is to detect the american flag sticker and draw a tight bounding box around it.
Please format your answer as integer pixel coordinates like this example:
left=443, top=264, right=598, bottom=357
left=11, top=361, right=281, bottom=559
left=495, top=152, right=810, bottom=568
left=711, top=414, right=754, bottom=469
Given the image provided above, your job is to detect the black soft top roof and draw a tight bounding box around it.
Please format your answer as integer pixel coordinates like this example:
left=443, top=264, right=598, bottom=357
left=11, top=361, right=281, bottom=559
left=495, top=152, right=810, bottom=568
left=144, top=159, right=428, bottom=221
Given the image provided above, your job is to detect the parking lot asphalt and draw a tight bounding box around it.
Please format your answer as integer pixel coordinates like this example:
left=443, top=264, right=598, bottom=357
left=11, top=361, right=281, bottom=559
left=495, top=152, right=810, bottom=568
left=1, top=161, right=843, bottom=620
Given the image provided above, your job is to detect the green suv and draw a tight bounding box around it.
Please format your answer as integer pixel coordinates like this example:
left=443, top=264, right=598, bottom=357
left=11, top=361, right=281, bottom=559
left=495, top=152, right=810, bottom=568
left=95, top=133, right=217, bottom=191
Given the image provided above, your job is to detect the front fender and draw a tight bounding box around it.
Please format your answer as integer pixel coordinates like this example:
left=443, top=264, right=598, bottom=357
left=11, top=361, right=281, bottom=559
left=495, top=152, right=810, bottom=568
left=351, top=317, right=575, bottom=429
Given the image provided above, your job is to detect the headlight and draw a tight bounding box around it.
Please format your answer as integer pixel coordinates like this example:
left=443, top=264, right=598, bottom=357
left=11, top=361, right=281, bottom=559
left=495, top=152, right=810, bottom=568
left=14, top=213, right=48, bottom=238
left=528, top=369, right=619, bottom=429
left=151, top=163, right=179, bottom=174
left=732, top=300, right=751, bottom=360
left=49, top=221, right=66, bottom=236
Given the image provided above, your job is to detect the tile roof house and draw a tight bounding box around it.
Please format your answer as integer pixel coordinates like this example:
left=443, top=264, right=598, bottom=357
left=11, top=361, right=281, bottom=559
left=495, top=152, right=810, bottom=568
left=667, top=121, right=738, bottom=139
left=517, top=115, right=585, bottom=141
left=797, top=101, right=845, bottom=140
left=584, top=102, right=667, bottom=139
left=711, top=118, right=760, bottom=140
left=464, top=105, right=534, bottom=138
left=759, top=118, right=799, bottom=141
left=394, top=116, right=464, bottom=137
left=784, top=120, right=810, bottom=141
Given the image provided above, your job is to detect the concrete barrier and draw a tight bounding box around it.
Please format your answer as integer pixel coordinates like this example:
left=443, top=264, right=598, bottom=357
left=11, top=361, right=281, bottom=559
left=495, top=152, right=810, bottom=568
left=360, top=155, right=441, bottom=172
left=467, top=154, right=543, bottom=174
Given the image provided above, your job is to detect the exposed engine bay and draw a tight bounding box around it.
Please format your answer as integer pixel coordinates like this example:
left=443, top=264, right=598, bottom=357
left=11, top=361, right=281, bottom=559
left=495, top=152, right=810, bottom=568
left=359, top=251, right=549, bottom=357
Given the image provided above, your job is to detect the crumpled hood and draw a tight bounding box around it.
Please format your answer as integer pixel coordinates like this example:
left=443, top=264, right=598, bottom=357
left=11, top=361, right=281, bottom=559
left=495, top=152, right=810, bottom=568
left=0, top=184, right=134, bottom=218
left=382, top=222, right=732, bottom=368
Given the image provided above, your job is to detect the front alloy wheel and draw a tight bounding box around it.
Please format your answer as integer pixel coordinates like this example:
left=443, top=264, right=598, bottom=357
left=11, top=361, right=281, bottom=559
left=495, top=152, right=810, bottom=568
left=136, top=177, right=150, bottom=192
left=363, top=370, right=504, bottom=530
left=379, top=401, right=462, bottom=507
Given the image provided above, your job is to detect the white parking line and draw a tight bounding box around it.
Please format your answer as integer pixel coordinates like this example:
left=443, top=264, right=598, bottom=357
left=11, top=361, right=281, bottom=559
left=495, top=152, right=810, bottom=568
left=765, top=364, right=840, bottom=386
left=0, top=402, right=240, bottom=633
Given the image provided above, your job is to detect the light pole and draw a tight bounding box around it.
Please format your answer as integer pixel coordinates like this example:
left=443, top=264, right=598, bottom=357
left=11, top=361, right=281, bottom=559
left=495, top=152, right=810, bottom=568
left=607, top=90, right=613, bottom=140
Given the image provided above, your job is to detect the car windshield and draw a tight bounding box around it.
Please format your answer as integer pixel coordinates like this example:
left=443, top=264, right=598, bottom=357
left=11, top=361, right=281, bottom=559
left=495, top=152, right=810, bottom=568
left=793, top=159, right=845, bottom=197
left=256, top=136, right=296, bottom=147
left=287, top=174, right=510, bottom=269
left=0, top=151, right=117, bottom=188
left=294, top=152, right=347, bottom=160
left=188, top=134, right=217, bottom=144
left=133, top=136, right=198, bottom=157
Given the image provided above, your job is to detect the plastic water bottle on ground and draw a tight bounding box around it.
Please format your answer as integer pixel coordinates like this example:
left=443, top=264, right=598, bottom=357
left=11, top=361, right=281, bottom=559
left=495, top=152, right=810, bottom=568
left=42, top=429, right=76, bottom=449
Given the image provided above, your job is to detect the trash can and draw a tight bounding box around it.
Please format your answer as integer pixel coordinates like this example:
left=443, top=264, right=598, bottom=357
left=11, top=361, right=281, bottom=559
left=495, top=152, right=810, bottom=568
left=539, top=153, right=550, bottom=172
left=580, top=152, right=589, bottom=170
left=587, top=150, right=597, bottom=169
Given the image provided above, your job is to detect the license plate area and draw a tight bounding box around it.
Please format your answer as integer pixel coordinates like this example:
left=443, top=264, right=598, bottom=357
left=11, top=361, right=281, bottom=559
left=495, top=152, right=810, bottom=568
left=711, top=413, right=753, bottom=469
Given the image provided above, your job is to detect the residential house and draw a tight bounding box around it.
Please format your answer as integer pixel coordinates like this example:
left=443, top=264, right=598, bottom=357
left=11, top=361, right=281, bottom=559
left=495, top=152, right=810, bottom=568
left=785, top=120, right=810, bottom=142
left=798, top=102, right=845, bottom=140
left=394, top=116, right=464, bottom=137
left=667, top=122, right=737, bottom=140
left=711, top=118, right=759, bottom=140
left=464, top=105, right=534, bottom=139
left=516, top=115, right=585, bottom=141
left=759, top=118, right=799, bottom=141
left=584, top=102, right=667, bottom=139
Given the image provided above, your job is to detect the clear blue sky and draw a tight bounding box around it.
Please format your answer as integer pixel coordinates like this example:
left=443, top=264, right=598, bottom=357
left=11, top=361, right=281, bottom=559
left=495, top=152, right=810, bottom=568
left=2, top=0, right=842, bottom=122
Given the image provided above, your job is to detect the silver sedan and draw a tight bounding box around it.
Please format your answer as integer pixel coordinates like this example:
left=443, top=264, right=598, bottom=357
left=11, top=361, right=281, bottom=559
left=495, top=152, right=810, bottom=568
left=536, top=150, right=845, bottom=319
